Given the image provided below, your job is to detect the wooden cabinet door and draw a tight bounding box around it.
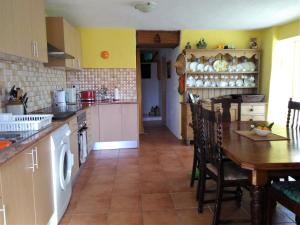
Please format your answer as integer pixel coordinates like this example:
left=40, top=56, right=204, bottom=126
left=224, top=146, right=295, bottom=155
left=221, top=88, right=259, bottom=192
left=74, top=29, right=82, bottom=69
left=12, top=0, right=33, bottom=59
left=1, top=148, right=35, bottom=225
left=92, top=105, right=100, bottom=142
left=70, top=131, right=79, bottom=181
left=30, top=0, right=48, bottom=62
left=122, top=104, right=138, bottom=141
left=99, top=105, right=122, bottom=142
left=32, top=137, right=53, bottom=225
left=0, top=0, right=14, bottom=55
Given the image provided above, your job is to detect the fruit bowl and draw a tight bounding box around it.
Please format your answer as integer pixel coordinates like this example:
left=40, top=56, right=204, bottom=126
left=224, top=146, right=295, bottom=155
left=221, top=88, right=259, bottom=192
left=254, top=128, right=271, bottom=136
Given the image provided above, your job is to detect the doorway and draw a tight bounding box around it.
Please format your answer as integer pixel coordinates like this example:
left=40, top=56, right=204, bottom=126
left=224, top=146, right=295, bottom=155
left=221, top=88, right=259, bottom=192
left=136, top=30, right=181, bottom=136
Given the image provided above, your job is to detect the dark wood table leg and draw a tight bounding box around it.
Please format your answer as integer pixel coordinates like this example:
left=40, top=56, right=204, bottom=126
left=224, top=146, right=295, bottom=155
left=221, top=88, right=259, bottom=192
left=251, top=185, right=266, bottom=225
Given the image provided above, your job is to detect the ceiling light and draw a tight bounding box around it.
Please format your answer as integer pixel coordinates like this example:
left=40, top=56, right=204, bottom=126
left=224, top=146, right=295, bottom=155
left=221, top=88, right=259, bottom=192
left=134, top=1, right=157, bottom=13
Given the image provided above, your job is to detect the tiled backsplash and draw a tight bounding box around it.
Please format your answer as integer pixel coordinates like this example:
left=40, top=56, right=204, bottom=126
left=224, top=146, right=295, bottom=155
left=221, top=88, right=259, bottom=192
left=66, top=68, right=137, bottom=100
left=0, top=57, right=66, bottom=112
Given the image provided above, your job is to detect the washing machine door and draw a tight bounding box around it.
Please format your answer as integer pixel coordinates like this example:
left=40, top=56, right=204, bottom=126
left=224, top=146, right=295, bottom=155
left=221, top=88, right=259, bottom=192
left=59, top=143, right=74, bottom=190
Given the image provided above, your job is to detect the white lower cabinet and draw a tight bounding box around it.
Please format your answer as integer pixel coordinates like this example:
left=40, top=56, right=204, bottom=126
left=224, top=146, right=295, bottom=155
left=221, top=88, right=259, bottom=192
left=0, top=136, right=53, bottom=225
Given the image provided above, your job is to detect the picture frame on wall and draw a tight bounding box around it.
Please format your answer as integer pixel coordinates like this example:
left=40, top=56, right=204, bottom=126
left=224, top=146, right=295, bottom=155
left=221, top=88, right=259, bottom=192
left=167, top=61, right=171, bottom=79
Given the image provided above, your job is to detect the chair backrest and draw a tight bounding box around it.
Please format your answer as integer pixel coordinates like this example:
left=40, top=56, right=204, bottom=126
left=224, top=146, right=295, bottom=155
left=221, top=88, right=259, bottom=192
left=211, top=97, right=242, bottom=122
left=287, top=98, right=300, bottom=128
left=201, top=106, right=223, bottom=168
left=190, top=103, right=202, bottom=146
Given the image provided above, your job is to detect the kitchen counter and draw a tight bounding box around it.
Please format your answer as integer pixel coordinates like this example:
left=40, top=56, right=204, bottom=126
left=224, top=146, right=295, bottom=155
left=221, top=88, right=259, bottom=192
left=0, top=99, right=138, bottom=165
left=0, top=121, right=64, bottom=165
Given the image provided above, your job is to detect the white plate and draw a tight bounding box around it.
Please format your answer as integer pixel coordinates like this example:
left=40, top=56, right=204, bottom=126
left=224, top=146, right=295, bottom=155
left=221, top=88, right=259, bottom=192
left=213, top=60, right=228, bottom=72
left=189, top=62, right=198, bottom=72
left=196, top=64, right=205, bottom=72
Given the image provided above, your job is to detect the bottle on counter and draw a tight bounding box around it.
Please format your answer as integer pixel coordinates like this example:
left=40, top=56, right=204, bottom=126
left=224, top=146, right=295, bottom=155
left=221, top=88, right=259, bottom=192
left=113, top=87, right=120, bottom=101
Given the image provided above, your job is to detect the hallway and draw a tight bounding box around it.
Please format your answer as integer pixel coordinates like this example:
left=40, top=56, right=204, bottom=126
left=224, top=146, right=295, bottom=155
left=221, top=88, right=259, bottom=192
left=59, top=125, right=296, bottom=225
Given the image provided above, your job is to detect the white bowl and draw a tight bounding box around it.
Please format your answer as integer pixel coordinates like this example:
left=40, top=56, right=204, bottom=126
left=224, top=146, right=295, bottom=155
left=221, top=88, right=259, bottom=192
left=254, top=128, right=271, bottom=136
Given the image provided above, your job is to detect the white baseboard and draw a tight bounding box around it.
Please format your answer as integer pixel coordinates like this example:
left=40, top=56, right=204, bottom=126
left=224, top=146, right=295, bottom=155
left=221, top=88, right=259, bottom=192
left=93, top=141, right=138, bottom=150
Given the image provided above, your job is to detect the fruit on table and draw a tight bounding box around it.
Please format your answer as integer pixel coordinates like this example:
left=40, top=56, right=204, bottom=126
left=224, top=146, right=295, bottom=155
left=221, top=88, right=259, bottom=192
left=253, top=122, right=274, bottom=131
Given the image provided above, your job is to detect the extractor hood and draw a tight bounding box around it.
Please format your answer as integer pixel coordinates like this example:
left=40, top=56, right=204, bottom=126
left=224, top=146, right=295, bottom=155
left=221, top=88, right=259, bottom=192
left=47, top=43, right=75, bottom=59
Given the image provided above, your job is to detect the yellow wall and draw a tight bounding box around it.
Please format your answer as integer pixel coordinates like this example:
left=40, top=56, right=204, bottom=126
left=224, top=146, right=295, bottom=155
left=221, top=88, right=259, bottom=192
left=260, top=19, right=300, bottom=101
left=78, top=28, right=136, bottom=68
left=180, top=30, right=262, bottom=50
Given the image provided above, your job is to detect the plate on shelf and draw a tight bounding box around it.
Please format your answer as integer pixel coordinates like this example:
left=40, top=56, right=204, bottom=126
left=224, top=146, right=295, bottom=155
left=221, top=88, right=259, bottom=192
left=213, top=60, right=228, bottom=72
left=186, top=76, right=196, bottom=87
left=189, top=62, right=198, bottom=72
left=196, top=63, right=205, bottom=72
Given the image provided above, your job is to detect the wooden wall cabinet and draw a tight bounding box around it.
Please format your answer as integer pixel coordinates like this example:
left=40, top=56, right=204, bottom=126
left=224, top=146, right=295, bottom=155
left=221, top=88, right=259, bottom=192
left=0, top=0, right=48, bottom=62
left=136, top=31, right=180, bottom=48
left=0, top=136, right=53, bottom=225
left=46, top=17, right=82, bottom=70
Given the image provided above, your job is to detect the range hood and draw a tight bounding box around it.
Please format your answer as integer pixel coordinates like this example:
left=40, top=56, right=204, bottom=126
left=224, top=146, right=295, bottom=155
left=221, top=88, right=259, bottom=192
left=47, top=43, right=74, bottom=59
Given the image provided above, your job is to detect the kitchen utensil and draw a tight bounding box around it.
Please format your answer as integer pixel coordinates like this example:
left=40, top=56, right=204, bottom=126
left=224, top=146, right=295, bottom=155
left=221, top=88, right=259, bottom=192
left=254, top=128, right=271, bottom=136
left=53, top=90, right=66, bottom=104
left=6, top=102, right=24, bottom=115
left=66, top=87, right=77, bottom=104
left=80, top=90, right=96, bottom=101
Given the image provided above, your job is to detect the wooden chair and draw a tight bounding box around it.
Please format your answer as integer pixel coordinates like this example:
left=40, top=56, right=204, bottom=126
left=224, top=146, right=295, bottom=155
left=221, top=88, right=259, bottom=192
left=190, top=102, right=202, bottom=188
left=267, top=181, right=300, bottom=225
left=197, top=107, right=250, bottom=225
left=287, top=98, right=300, bottom=128
left=210, top=97, right=242, bottom=122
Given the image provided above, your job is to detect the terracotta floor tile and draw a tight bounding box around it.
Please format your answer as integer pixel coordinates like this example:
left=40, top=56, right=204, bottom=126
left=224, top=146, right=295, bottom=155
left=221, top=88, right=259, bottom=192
left=67, top=213, right=108, bottom=225
left=142, top=193, right=174, bottom=211
left=62, top=124, right=294, bottom=225
left=143, top=210, right=180, bottom=225
left=110, top=194, right=142, bottom=212
left=141, top=181, right=171, bottom=194
left=74, top=196, right=111, bottom=214
left=80, top=183, right=113, bottom=197
left=171, top=192, right=197, bottom=209
left=176, top=208, right=212, bottom=225
left=113, top=181, right=141, bottom=195
left=107, top=212, right=142, bottom=225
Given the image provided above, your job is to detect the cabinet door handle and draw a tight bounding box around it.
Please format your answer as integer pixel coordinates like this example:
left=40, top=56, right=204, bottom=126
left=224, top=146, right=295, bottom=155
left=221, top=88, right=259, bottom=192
left=0, top=204, right=7, bottom=225
left=31, top=41, right=36, bottom=57
left=78, top=59, right=80, bottom=68
left=35, top=42, right=39, bottom=58
left=33, top=147, right=38, bottom=169
left=27, top=150, right=35, bottom=172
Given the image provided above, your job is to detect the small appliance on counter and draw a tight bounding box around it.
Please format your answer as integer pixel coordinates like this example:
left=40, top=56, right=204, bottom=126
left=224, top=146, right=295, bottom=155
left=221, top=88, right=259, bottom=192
left=6, top=85, right=28, bottom=115
left=79, top=90, right=96, bottom=102
left=53, top=89, right=66, bottom=105
left=113, top=87, right=120, bottom=101
left=66, top=86, right=77, bottom=104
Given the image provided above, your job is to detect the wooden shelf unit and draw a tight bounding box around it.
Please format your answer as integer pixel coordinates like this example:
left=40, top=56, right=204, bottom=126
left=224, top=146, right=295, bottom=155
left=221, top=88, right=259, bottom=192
left=181, top=48, right=261, bottom=144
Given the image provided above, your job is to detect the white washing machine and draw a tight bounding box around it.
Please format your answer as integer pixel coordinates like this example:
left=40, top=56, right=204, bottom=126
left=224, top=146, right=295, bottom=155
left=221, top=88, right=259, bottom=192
left=48, top=124, right=74, bottom=225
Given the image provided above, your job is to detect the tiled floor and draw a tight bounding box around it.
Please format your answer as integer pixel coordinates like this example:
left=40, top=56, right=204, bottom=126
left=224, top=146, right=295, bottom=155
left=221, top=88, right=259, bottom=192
left=60, top=124, right=297, bottom=225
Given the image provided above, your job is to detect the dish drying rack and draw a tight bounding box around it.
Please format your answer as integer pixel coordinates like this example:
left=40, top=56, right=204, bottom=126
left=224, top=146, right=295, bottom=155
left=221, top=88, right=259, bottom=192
left=0, top=114, right=53, bottom=131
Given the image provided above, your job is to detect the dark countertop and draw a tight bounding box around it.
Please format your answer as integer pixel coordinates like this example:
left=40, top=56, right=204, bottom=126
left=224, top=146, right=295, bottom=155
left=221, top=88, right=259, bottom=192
left=0, top=99, right=137, bottom=165
left=0, top=121, right=64, bottom=165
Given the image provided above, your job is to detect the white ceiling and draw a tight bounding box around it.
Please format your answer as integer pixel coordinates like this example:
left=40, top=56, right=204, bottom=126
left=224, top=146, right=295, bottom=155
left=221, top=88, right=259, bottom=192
left=45, top=0, right=300, bottom=30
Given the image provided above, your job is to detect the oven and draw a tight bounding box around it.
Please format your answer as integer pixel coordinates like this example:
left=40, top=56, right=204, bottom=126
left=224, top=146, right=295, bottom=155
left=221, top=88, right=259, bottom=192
left=77, top=111, right=88, bottom=166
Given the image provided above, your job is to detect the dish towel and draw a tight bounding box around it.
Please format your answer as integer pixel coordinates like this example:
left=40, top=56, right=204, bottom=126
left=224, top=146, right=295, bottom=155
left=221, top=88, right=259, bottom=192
left=80, top=130, right=88, bottom=164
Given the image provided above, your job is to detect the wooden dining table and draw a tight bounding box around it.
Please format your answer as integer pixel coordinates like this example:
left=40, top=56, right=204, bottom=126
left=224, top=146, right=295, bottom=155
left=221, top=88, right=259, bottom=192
left=221, top=121, right=300, bottom=225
